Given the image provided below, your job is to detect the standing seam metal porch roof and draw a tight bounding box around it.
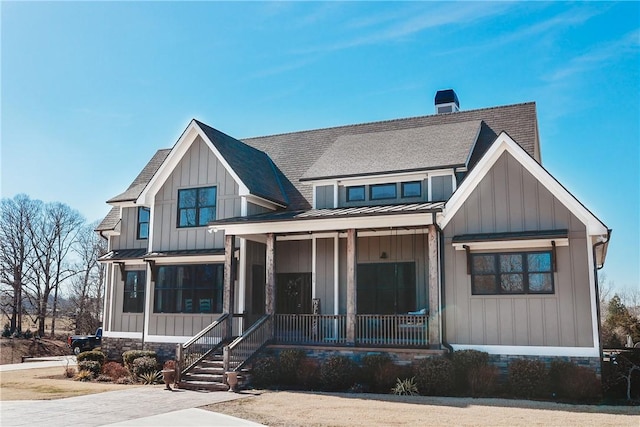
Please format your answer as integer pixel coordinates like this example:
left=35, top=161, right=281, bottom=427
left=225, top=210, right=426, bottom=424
left=210, top=202, right=445, bottom=226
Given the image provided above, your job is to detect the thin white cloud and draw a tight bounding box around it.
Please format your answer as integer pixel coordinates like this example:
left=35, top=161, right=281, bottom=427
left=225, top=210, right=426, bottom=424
left=545, top=29, right=640, bottom=82
left=292, top=2, right=515, bottom=55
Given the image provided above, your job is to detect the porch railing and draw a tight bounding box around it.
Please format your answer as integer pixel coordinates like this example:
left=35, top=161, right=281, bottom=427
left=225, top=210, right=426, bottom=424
left=356, top=314, right=428, bottom=347
left=224, top=314, right=273, bottom=372
left=271, top=313, right=428, bottom=347
left=274, top=314, right=347, bottom=345
left=176, top=313, right=229, bottom=377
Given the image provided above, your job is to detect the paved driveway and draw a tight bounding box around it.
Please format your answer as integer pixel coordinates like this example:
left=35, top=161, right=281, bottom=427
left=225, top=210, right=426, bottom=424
left=0, top=357, right=262, bottom=427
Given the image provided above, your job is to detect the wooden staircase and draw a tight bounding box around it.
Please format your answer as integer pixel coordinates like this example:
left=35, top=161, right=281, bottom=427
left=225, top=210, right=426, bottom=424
left=177, top=346, right=250, bottom=391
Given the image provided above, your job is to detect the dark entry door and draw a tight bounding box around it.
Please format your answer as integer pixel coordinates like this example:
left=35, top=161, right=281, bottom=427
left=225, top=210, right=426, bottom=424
left=357, top=262, right=416, bottom=314
left=247, top=264, right=266, bottom=326
left=276, top=273, right=312, bottom=314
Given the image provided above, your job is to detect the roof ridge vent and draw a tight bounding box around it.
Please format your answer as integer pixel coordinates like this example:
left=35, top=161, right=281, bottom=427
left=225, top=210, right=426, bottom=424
left=435, top=89, right=460, bottom=114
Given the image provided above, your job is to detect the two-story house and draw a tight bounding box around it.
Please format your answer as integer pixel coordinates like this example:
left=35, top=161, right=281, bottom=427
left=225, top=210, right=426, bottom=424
left=97, top=90, right=610, bottom=386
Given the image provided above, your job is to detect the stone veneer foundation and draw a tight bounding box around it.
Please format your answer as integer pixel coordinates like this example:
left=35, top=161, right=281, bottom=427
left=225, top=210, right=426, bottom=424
left=101, top=337, right=178, bottom=362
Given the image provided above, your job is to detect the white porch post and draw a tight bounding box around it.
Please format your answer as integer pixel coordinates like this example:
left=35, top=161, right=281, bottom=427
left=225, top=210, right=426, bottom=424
left=427, top=224, right=441, bottom=348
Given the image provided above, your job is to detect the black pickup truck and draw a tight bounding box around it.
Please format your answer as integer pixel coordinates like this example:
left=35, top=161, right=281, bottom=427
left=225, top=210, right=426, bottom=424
left=67, top=327, right=102, bottom=355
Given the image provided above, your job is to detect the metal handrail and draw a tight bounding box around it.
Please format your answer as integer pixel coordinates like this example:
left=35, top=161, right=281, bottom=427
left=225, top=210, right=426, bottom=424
left=177, top=313, right=230, bottom=377
left=223, top=314, right=272, bottom=372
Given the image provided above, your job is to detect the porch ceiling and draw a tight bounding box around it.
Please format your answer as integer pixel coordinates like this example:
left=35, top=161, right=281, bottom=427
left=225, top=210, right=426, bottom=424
left=209, top=202, right=444, bottom=235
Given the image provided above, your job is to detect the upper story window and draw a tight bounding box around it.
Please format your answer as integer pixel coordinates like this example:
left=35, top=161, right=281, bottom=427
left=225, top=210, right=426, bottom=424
left=346, top=186, right=365, bottom=202
left=123, top=270, right=145, bottom=313
left=401, top=181, right=421, bottom=198
left=370, top=183, right=397, bottom=200
left=177, top=186, right=217, bottom=228
left=137, top=207, right=150, bottom=240
left=471, top=251, right=554, bottom=295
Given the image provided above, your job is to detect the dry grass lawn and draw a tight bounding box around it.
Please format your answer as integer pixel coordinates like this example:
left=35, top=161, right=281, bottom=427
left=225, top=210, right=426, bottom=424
left=206, top=390, right=640, bottom=427
left=0, top=366, right=139, bottom=401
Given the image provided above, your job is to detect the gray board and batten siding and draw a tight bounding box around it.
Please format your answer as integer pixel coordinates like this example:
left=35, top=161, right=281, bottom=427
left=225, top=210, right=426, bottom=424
left=151, top=136, right=241, bottom=252
left=110, top=207, right=148, bottom=250
left=443, top=151, right=593, bottom=348
left=109, top=265, right=145, bottom=333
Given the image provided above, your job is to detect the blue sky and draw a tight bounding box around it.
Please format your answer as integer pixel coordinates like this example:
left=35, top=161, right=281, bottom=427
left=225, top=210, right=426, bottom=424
left=1, top=2, right=638, bottom=293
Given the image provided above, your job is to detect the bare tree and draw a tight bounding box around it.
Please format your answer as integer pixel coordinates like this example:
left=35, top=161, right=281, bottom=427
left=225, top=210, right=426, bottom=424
left=69, top=221, right=107, bottom=333
left=0, top=195, right=37, bottom=333
left=24, top=202, right=84, bottom=337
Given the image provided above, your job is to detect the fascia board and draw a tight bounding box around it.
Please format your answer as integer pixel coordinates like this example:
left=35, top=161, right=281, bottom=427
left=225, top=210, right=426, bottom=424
left=440, top=132, right=608, bottom=236
left=212, top=212, right=435, bottom=235
left=137, top=121, right=249, bottom=205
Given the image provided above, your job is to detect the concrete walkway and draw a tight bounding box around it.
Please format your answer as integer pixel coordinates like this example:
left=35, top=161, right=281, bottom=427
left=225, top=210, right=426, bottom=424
left=0, top=357, right=264, bottom=427
left=0, top=355, right=77, bottom=372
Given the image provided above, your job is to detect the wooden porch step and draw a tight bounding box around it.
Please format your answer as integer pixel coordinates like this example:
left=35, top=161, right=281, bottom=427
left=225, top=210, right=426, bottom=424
left=177, top=380, right=229, bottom=392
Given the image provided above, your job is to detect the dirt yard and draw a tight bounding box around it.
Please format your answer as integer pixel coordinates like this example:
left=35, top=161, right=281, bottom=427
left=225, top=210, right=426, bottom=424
left=206, top=391, right=640, bottom=427
left=0, top=366, right=141, bottom=400
left=0, top=337, right=71, bottom=365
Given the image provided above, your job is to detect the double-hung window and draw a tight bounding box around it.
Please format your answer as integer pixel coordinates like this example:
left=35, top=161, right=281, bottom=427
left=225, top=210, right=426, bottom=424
left=177, top=186, right=217, bottom=228
left=137, top=207, right=150, bottom=239
left=471, top=251, right=554, bottom=295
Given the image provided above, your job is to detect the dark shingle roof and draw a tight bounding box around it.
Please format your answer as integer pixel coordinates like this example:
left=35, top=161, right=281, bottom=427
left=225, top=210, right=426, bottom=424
left=195, top=120, right=288, bottom=206
left=301, top=120, right=481, bottom=180
left=100, top=102, right=538, bottom=219
left=242, top=102, right=538, bottom=210
left=95, top=206, right=120, bottom=231
left=107, top=149, right=171, bottom=203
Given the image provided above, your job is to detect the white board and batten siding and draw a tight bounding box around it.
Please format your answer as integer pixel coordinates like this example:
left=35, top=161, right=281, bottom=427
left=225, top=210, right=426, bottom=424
left=443, top=151, right=593, bottom=349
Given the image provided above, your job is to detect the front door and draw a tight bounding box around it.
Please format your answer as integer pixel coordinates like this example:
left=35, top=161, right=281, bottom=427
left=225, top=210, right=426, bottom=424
left=276, top=273, right=312, bottom=314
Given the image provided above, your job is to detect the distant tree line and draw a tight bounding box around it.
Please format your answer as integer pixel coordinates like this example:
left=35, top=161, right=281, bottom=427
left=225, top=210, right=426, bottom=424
left=599, top=274, right=640, bottom=348
left=0, top=194, right=106, bottom=337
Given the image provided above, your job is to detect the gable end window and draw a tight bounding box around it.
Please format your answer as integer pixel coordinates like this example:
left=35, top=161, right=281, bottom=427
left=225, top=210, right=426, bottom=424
left=401, top=181, right=421, bottom=198
left=346, top=186, right=365, bottom=202
left=471, top=251, right=554, bottom=295
left=370, top=183, right=397, bottom=200
left=137, top=207, right=150, bottom=240
left=177, top=186, right=217, bottom=228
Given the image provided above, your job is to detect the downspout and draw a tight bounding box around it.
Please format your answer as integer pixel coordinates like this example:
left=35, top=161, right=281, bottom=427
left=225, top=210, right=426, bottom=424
left=592, top=229, right=611, bottom=369
left=433, top=212, right=453, bottom=353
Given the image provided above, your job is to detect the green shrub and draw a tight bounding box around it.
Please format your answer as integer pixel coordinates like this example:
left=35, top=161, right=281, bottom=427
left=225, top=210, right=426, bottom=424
left=78, top=360, right=101, bottom=377
left=251, top=355, right=280, bottom=388
left=102, top=361, right=129, bottom=381
left=132, top=356, right=159, bottom=377
left=391, top=377, right=419, bottom=396
left=96, top=374, right=113, bottom=382
left=414, top=357, right=455, bottom=396
left=508, top=359, right=548, bottom=399
left=452, top=350, right=489, bottom=394
left=468, top=365, right=500, bottom=397
left=361, top=354, right=392, bottom=392
left=296, top=358, right=320, bottom=390
left=549, top=360, right=601, bottom=402
left=279, top=349, right=306, bottom=386
left=320, top=356, right=359, bottom=391
left=122, top=350, right=157, bottom=373
left=76, top=350, right=106, bottom=367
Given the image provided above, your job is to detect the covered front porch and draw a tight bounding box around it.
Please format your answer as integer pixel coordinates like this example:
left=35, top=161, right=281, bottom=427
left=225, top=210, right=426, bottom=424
left=217, top=203, right=445, bottom=350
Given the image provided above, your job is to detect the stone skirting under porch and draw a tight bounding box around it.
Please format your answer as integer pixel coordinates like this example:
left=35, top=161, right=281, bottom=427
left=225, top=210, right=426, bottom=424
left=101, top=337, right=178, bottom=362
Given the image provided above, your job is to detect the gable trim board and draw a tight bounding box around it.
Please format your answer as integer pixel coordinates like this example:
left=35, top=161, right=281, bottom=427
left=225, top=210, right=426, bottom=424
left=136, top=120, right=285, bottom=209
left=439, top=132, right=608, bottom=238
